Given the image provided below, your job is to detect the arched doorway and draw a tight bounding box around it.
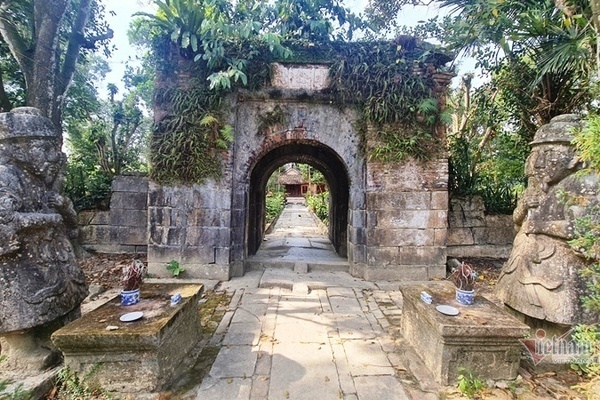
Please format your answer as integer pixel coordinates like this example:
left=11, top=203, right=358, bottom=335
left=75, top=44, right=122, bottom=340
left=247, top=141, right=350, bottom=258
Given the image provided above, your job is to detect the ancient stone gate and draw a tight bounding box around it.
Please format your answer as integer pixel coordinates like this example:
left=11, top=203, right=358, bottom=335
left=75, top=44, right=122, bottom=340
left=146, top=60, right=453, bottom=281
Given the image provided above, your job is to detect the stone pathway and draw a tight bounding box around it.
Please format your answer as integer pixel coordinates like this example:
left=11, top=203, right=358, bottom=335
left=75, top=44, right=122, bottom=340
left=190, top=283, right=411, bottom=400
left=248, top=197, right=348, bottom=269
left=184, top=201, right=428, bottom=399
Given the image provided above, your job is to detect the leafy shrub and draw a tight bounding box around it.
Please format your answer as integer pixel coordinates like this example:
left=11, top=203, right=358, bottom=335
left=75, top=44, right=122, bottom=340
left=265, top=191, right=286, bottom=224
left=306, top=192, right=329, bottom=223
left=448, top=134, right=525, bottom=215
left=65, top=161, right=112, bottom=211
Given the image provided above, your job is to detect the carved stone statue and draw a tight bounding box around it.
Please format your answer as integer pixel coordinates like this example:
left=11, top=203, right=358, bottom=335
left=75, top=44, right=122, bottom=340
left=496, top=114, right=600, bottom=325
left=0, top=107, right=88, bottom=373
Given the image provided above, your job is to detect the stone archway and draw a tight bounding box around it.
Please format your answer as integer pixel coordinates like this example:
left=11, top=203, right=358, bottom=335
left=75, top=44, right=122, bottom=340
left=247, top=141, right=350, bottom=257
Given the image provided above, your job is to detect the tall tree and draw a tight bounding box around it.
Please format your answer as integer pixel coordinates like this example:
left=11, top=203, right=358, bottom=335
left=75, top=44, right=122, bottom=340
left=0, top=0, right=113, bottom=129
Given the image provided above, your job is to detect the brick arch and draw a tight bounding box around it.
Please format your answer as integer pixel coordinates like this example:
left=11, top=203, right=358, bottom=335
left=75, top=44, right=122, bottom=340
left=247, top=140, right=350, bottom=257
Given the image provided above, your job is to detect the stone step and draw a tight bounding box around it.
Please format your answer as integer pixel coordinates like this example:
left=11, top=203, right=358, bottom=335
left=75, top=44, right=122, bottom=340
left=246, top=259, right=349, bottom=272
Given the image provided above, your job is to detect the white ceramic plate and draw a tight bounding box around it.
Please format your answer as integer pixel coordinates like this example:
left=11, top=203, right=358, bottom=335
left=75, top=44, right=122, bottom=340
left=119, top=311, right=144, bottom=322
left=436, top=305, right=459, bottom=316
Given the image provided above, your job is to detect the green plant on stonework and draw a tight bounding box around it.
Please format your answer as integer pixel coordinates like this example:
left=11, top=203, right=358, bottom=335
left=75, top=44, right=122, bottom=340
left=138, top=1, right=449, bottom=183
left=151, top=82, right=234, bottom=184
left=54, top=365, right=116, bottom=399
left=257, top=105, right=286, bottom=135
left=266, top=191, right=286, bottom=224
left=0, top=356, right=31, bottom=400
left=306, top=192, right=329, bottom=223
left=166, top=260, right=185, bottom=277
left=457, top=367, right=487, bottom=398
left=329, top=41, right=450, bottom=162
left=0, top=385, right=31, bottom=400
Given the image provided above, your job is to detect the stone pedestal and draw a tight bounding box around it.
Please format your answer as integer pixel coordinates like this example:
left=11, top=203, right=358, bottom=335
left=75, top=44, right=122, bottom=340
left=52, top=283, right=203, bottom=394
left=399, top=282, right=529, bottom=385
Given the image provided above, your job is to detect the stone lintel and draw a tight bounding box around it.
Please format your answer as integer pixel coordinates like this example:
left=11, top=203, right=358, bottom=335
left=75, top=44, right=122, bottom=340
left=270, top=63, right=331, bottom=90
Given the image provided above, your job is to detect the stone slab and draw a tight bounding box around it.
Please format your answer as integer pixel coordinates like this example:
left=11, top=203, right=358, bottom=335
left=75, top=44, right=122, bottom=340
left=52, top=283, right=203, bottom=393
left=353, top=376, right=410, bottom=400
left=269, top=342, right=340, bottom=400
left=209, top=345, right=258, bottom=378
left=195, top=376, right=252, bottom=400
left=342, top=340, right=394, bottom=376
left=399, top=281, right=529, bottom=385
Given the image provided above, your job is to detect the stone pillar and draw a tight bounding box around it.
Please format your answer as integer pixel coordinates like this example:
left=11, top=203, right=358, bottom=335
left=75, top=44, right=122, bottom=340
left=363, top=157, right=448, bottom=280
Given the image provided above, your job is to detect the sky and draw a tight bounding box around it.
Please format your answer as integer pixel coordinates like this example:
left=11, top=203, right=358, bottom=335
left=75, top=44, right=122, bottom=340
left=100, top=0, right=478, bottom=98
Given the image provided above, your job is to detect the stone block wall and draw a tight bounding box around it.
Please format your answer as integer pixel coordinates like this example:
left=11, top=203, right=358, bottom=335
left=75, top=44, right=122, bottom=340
left=447, top=196, right=515, bottom=258
left=361, top=158, right=449, bottom=281
left=78, top=176, right=148, bottom=253
left=146, top=180, right=233, bottom=281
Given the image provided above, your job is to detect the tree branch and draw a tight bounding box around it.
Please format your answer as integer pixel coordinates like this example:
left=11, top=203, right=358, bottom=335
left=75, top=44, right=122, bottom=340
left=81, top=28, right=114, bottom=49
left=59, top=0, right=92, bottom=97
left=0, top=4, right=33, bottom=85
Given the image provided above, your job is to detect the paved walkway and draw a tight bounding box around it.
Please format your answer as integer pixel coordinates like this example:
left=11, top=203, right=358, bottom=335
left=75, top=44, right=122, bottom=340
left=248, top=197, right=348, bottom=269
left=185, top=201, right=438, bottom=400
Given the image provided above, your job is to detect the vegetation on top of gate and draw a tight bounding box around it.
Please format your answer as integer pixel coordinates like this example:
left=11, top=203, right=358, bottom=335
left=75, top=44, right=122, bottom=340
left=136, top=0, right=451, bottom=184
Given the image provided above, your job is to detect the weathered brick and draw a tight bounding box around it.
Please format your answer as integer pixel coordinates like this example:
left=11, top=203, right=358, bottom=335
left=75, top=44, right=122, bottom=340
left=90, top=211, right=111, bottom=225
left=110, top=192, right=147, bottom=210
left=110, top=209, right=147, bottom=227
left=374, top=210, right=447, bottom=229
left=431, top=191, right=449, bottom=210
left=182, top=245, right=215, bottom=264
left=111, top=176, right=148, bottom=193
left=434, top=228, right=448, bottom=246
left=369, top=192, right=431, bottom=210
left=367, top=228, right=435, bottom=247
left=397, top=246, right=446, bottom=266
left=365, top=265, right=429, bottom=281
left=366, top=247, right=399, bottom=265
left=117, top=226, right=147, bottom=246
left=447, top=227, right=475, bottom=246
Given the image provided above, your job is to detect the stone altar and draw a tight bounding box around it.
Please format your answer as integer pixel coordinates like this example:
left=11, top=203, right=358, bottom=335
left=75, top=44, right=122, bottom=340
left=0, top=107, right=88, bottom=373
left=496, top=114, right=600, bottom=325
left=399, top=282, right=529, bottom=385
left=52, top=283, right=203, bottom=395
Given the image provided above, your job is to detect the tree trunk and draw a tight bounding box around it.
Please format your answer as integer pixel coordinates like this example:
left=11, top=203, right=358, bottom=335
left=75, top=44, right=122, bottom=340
left=590, top=0, right=600, bottom=74
left=30, top=0, right=69, bottom=128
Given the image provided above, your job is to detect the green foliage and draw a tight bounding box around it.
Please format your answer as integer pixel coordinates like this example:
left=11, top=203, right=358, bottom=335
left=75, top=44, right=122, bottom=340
left=387, top=1, right=598, bottom=134
left=266, top=191, right=286, bottom=224
left=298, top=164, right=325, bottom=184
left=448, top=133, right=524, bottom=215
left=63, top=55, right=150, bottom=210
left=574, top=115, right=600, bottom=173
left=54, top=366, right=114, bottom=400
left=65, top=162, right=112, bottom=211
left=138, top=0, right=448, bottom=183
left=329, top=41, right=448, bottom=161
left=166, top=260, right=185, bottom=277
left=567, top=116, right=600, bottom=396
left=306, top=191, right=329, bottom=223
left=151, top=83, right=232, bottom=184
left=571, top=325, right=600, bottom=375
left=457, top=367, right=487, bottom=398
left=0, top=383, right=31, bottom=400
left=0, top=356, right=30, bottom=400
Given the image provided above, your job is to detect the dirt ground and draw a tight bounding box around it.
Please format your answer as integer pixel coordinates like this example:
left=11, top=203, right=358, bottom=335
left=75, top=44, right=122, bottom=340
left=77, top=253, right=595, bottom=400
